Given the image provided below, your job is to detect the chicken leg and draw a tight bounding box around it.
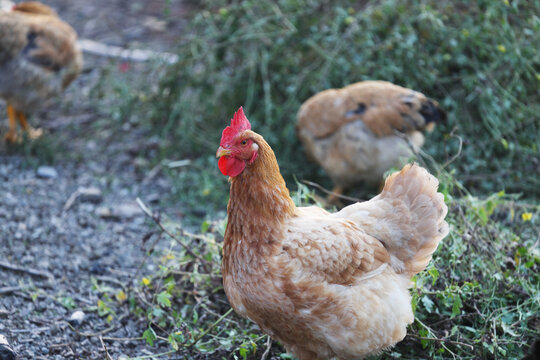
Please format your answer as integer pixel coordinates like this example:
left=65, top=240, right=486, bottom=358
left=4, top=104, right=43, bottom=143
left=4, top=104, right=18, bottom=143
left=17, top=111, right=43, bottom=140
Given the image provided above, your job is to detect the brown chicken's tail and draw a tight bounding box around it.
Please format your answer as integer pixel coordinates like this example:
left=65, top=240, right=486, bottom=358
left=337, top=163, right=449, bottom=276
left=377, top=163, right=449, bottom=275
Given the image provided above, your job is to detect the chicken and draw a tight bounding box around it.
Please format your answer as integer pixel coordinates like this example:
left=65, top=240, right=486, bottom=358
left=0, top=1, right=82, bottom=143
left=216, top=107, right=449, bottom=360
left=297, top=80, right=446, bottom=202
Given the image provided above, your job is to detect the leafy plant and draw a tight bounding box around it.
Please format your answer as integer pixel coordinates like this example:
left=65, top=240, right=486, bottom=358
left=137, top=0, right=539, bottom=200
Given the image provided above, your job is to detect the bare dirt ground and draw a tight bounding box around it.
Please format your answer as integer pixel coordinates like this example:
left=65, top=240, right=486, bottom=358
left=0, top=1, right=200, bottom=358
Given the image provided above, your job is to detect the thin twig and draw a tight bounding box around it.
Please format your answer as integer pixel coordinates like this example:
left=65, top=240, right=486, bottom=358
left=300, top=180, right=362, bottom=203
left=101, top=336, right=144, bottom=342
left=415, top=318, right=458, bottom=358
left=199, top=305, right=242, bottom=327
left=9, top=327, right=50, bottom=333
left=136, top=198, right=211, bottom=273
left=442, top=127, right=463, bottom=168
left=0, top=285, right=26, bottom=295
left=0, top=261, right=54, bottom=281
left=65, top=312, right=129, bottom=337
left=170, top=270, right=221, bottom=279
left=131, top=232, right=162, bottom=283
left=409, top=334, right=475, bottom=350
left=142, top=164, right=163, bottom=186
left=167, top=159, right=192, bottom=168
left=261, top=335, right=272, bottom=360
left=99, top=336, right=113, bottom=360
left=95, top=275, right=128, bottom=293
left=62, top=190, right=79, bottom=212
left=134, top=287, right=154, bottom=309
left=187, top=308, right=234, bottom=348
left=66, top=322, right=116, bottom=337
left=127, top=350, right=176, bottom=360
left=176, top=228, right=213, bottom=243
left=77, top=39, right=179, bottom=64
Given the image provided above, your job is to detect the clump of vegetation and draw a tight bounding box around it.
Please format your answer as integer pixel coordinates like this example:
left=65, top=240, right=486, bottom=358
left=137, top=0, right=539, bottom=200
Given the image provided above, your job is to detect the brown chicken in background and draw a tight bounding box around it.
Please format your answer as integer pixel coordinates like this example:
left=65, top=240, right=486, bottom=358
left=0, top=1, right=82, bottom=143
left=217, top=108, right=449, bottom=359
left=297, top=80, right=446, bottom=202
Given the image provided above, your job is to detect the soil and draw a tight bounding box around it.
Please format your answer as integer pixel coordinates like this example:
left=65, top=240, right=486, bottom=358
left=0, top=1, right=201, bottom=359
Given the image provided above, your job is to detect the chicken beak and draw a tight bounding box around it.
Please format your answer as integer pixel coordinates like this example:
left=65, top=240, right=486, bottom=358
left=216, top=146, right=232, bottom=158
left=425, top=122, right=436, bottom=132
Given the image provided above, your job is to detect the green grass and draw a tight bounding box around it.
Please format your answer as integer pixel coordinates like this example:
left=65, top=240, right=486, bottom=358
left=135, top=0, right=539, bottom=199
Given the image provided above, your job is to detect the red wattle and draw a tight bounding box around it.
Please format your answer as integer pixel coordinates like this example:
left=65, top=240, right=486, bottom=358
left=218, top=156, right=246, bottom=177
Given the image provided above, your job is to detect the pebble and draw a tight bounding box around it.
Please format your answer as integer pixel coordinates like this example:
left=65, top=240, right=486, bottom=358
left=95, top=207, right=113, bottom=219
left=114, top=203, right=142, bottom=218
left=36, top=166, right=58, bottom=179
left=96, top=202, right=142, bottom=220
left=78, top=186, right=103, bottom=204
left=0, top=334, right=16, bottom=360
left=69, top=311, right=86, bottom=326
left=133, top=157, right=149, bottom=170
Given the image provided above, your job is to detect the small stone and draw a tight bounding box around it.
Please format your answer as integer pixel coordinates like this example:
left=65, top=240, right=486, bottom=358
left=96, top=207, right=113, bottom=219
left=69, top=311, right=85, bottom=326
left=90, top=261, right=105, bottom=275
left=78, top=187, right=103, bottom=204
left=133, top=157, right=149, bottom=170
left=3, top=193, right=17, bottom=206
left=114, top=202, right=142, bottom=219
left=37, top=258, right=50, bottom=271
left=145, top=193, right=160, bottom=204
left=96, top=202, right=142, bottom=220
left=36, top=166, right=58, bottom=179
left=27, top=214, right=39, bottom=228
left=77, top=215, right=90, bottom=227
left=0, top=334, right=16, bottom=360
left=143, top=16, right=167, bottom=32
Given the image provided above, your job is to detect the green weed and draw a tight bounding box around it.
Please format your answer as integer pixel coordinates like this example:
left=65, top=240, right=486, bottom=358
left=138, top=0, right=539, bottom=200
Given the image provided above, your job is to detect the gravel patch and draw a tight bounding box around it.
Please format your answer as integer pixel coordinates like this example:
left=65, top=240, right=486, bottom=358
left=0, top=154, right=175, bottom=359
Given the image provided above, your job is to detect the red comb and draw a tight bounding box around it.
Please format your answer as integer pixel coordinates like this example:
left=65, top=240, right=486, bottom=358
left=220, top=107, right=251, bottom=146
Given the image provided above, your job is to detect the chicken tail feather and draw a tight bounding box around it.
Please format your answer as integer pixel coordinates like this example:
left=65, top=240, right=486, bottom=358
left=378, top=163, right=449, bottom=275
left=420, top=99, right=446, bottom=127
left=336, top=163, right=449, bottom=276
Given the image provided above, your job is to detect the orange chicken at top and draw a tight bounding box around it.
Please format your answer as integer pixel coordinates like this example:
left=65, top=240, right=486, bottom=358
left=217, top=108, right=449, bottom=359
left=297, top=80, right=446, bottom=200
left=0, top=1, right=82, bottom=143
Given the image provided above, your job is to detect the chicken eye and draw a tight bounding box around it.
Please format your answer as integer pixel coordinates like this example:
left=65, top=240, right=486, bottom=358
left=241, top=140, right=248, bottom=146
